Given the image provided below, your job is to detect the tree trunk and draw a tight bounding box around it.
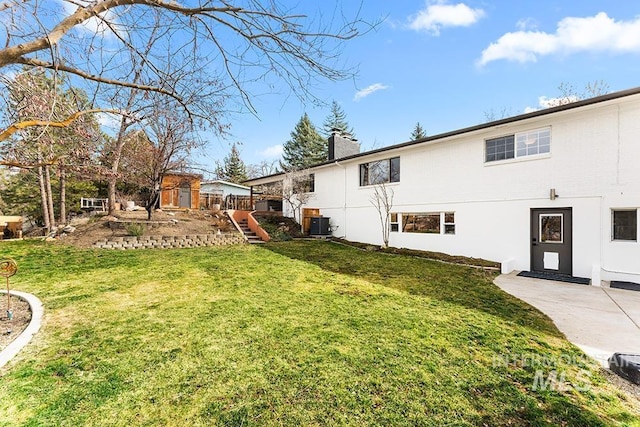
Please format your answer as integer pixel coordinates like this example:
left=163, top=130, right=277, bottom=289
left=37, top=166, right=50, bottom=233
left=107, top=176, right=118, bottom=216
left=59, top=168, right=66, bottom=224
left=146, top=190, right=160, bottom=221
left=45, top=165, right=56, bottom=228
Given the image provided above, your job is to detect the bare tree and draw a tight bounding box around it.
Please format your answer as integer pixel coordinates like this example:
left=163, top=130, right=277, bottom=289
left=122, top=102, right=200, bottom=220
left=483, top=106, right=514, bottom=123
left=281, top=171, right=314, bottom=233
left=247, top=160, right=279, bottom=179
left=370, top=182, right=394, bottom=248
left=0, top=1, right=367, bottom=135
left=1, top=68, right=101, bottom=231
left=552, top=80, right=610, bottom=106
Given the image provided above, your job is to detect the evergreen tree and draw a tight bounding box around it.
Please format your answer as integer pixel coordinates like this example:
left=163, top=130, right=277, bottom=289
left=280, top=114, right=326, bottom=171
left=215, top=143, right=249, bottom=183
left=322, top=100, right=354, bottom=138
left=410, top=122, right=427, bottom=140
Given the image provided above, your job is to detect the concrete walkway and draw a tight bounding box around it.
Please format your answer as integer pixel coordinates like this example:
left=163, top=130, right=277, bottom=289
left=494, top=272, right=640, bottom=367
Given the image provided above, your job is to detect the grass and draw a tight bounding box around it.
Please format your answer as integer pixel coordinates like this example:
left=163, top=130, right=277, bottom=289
left=0, top=239, right=638, bottom=426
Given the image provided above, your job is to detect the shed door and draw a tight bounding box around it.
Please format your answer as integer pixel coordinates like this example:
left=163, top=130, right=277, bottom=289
left=179, top=187, right=191, bottom=208
left=530, top=208, right=572, bottom=275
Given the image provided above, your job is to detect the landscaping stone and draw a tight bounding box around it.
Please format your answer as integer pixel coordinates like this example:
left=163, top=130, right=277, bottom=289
left=92, top=232, right=244, bottom=250
left=609, top=353, right=640, bottom=385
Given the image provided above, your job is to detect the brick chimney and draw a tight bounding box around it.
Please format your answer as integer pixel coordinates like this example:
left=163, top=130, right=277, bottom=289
left=328, top=128, right=360, bottom=160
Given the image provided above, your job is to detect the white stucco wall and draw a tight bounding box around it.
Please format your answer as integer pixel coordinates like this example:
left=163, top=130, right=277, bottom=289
left=302, top=95, right=640, bottom=284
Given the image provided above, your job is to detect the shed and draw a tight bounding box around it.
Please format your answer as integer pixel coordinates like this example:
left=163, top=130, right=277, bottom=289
left=0, top=216, right=23, bottom=239
left=160, top=173, right=202, bottom=210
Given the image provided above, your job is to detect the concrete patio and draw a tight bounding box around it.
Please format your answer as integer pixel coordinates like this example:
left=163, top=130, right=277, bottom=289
left=494, top=272, right=640, bottom=367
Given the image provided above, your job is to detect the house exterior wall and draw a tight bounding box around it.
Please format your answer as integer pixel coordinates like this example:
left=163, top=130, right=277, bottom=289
left=304, top=95, right=640, bottom=284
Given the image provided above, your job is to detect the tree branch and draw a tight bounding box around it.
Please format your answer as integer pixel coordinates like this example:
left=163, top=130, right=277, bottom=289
left=0, top=108, right=121, bottom=141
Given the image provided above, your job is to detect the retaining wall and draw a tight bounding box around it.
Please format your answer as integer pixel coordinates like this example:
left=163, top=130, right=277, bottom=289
left=93, top=233, right=244, bottom=250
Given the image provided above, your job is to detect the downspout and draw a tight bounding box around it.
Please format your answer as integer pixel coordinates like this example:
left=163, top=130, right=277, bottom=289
left=334, top=160, right=347, bottom=238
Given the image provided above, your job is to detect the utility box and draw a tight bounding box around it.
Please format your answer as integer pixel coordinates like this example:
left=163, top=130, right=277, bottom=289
left=309, top=217, right=331, bottom=236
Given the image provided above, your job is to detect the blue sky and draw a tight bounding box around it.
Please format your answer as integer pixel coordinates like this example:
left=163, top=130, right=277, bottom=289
left=191, top=2, right=640, bottom=171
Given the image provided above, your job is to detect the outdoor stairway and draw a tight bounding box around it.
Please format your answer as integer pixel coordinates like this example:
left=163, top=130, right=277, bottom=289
left=237, top=219, right=264, bottom=244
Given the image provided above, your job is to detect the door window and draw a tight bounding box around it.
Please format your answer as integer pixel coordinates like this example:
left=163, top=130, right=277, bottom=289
left=540, top=214, right=563, bottom=243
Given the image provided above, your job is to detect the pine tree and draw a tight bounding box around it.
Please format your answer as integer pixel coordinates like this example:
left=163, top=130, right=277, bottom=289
left=280, top=113, right=327, bottom=171
left=215, top=143, right=249, bottom=183
left=410, top=122, right=427, bottom=140
left=322, top=100, right=355, bottom=138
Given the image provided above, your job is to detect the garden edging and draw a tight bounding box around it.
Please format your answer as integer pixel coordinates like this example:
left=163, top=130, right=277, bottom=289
left=93, top=232, right=244, bottom=249
left=0, top=290, right=43, bottom=369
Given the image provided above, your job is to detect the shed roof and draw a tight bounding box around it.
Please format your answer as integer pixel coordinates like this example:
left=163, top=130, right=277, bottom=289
left=0, top=216, right=23, bottom=223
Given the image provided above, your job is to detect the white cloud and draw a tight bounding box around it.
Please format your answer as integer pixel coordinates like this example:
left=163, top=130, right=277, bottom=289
left=58, top=0, right=118, bottom=38
left=97, top=112, right=122, bottom=131
left=524, top=95, right=581, bottom=113
left=259, top=144, right=283, bottom=159
left=479, top=12, right=640, bottom=66
left=516, top=18, right=538, bottom=31
left=353, top=83, right=389, bottom=101
left=408, top=1, right=485, bottom=35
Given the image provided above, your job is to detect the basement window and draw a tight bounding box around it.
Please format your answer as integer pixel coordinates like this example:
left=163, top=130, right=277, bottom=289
left=612, top=209, right=637, bottom=241
left=401, top=212, right=455, bottom=235
left=390, top=213, right=399, bottom=232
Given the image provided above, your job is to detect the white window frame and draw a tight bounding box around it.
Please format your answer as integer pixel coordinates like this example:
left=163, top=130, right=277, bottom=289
left=485, top=127, right=551, bottom=163
left=400, top=212, right=455, bottom=235
left=539, top=213, right=563, bottom=244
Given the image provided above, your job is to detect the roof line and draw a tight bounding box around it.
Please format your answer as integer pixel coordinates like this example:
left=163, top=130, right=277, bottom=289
left=245, top=86, right=640, bottom=184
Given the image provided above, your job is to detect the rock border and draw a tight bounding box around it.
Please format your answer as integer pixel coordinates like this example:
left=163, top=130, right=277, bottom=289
left=93, top=232, right=244, bottom=250
left=0, top=290, right=43, bottom=369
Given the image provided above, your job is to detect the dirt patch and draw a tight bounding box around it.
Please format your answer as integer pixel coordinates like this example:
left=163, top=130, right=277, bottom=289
left=57, top=209, right=235, bottom=249
left=0, top=294, right=31, bottom=351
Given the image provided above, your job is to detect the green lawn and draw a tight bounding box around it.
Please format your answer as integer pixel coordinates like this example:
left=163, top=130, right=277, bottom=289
left=0, top=240, right=638, bottom=426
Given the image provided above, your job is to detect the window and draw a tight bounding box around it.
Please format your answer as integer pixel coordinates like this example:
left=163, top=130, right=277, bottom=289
left=401, top=212, right=455, bottom=235
left=485, top=127, right=551, bottom=163
left=360, top=157, right=400, bottom=186
left=444, top=212, right=455, bottom=235
left=539, top=214, right=563, bottom=243
left=402, top=213, right=440, bottom=233
left=390, top=213, right=399, bottom=232
left=306, top=174, right=315, bottom=193
left=612, top=210, right=637, bottom=241
left=516, top=128, right=550, bottom=157
left=293, top=174, right=314, bottom=194
left=485, top=135, right=514, bottom=162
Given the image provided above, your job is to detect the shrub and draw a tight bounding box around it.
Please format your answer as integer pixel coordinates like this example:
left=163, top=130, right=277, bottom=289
left=256, top=215, right=302, bottom=241
left=125, top=222, right=145, bottom=237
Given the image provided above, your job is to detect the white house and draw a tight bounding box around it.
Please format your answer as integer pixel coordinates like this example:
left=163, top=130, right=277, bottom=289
left=246, top=87, right=640, bottom=285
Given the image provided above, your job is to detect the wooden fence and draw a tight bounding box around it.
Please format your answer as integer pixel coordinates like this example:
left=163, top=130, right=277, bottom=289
left=200, top=193, right=254, bottom=211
